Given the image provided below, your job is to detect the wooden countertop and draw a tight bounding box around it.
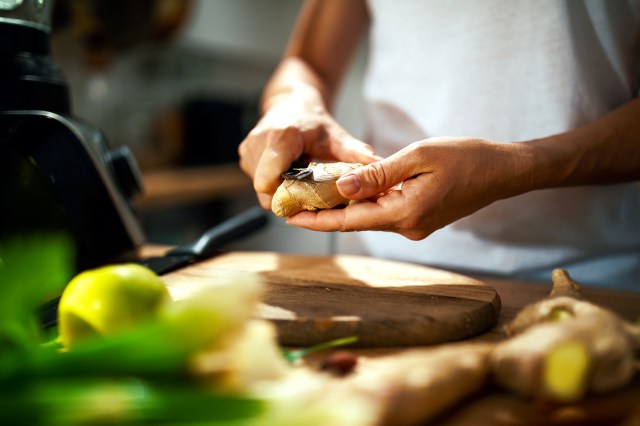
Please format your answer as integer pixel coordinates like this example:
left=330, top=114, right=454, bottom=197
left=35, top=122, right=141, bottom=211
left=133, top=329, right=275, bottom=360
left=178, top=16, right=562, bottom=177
left=476, top=277, right=640, bottom=339
left=141, top=246, right=640, bottom=425
left=435, top=278, right=640, bottom=425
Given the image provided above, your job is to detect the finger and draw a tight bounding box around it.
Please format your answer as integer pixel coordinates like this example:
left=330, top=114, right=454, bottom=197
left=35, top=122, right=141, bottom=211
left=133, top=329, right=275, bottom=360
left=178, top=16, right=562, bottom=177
left=287, top=190, right=438, bottom=240
left=257, top=192, right=273, bottom=210
left=238, top=136, right=261, bottom=181
left=287, top=192, right=406, bottom=232
left=253, top=130, right=304, bottom=194
left=336, top=153, right=418, bottom=200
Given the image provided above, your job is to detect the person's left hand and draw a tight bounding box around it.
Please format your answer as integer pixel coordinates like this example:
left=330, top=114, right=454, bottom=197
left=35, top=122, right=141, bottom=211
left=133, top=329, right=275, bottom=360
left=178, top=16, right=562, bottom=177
left=287, top=137, right=530, bottom=240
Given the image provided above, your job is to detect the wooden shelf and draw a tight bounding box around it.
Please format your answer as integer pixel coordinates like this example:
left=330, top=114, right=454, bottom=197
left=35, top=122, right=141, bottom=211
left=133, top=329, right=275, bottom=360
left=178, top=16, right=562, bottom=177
left=135, top=164, right=254, bottom=210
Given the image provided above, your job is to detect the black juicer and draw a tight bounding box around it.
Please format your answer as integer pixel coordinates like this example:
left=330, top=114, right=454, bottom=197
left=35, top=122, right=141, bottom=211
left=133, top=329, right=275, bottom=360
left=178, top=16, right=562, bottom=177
left=0, top=0, right=145, bottom=271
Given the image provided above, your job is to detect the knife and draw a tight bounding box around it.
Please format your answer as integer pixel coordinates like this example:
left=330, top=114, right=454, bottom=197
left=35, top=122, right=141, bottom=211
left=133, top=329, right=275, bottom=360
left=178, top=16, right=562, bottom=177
left=140, top=205, right=268, bottom=275
left=37, top=205, right=269, bottom=328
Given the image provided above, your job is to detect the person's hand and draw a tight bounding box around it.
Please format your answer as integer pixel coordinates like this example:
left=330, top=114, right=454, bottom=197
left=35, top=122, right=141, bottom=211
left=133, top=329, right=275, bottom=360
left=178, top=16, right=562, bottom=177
left=287, top=137, right=529, bottom=240
left=238, top=91, right=380, bottom=209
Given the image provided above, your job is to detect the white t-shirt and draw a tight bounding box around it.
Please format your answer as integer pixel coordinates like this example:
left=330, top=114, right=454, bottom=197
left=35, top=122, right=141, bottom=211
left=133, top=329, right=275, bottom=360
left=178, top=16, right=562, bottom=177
left=338, top=0, right=640, bottom=289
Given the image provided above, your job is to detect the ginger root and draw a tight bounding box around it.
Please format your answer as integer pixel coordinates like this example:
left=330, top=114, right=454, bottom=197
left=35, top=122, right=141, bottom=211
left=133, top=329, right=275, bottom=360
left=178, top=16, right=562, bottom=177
left=342, top=343, right=494, bottom=426
left=490, top=269, right=640, bottom=403
left=310, top=270, right=639, bottom=425
left=272, top=162, right=362, bottom=217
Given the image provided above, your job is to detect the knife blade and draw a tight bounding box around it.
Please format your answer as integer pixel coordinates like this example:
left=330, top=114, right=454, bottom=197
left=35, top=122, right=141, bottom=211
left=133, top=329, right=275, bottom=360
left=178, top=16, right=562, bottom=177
left=37, top=205, right=269, bottom=328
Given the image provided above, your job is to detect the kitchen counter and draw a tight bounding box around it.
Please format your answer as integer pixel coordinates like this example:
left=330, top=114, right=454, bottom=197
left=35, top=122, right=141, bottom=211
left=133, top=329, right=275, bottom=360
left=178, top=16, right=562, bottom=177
left=433, top=277, right=640, bottom=426
left=142, top=246, right=640, bottom=425
left=475, top=276, right=640, bottom=340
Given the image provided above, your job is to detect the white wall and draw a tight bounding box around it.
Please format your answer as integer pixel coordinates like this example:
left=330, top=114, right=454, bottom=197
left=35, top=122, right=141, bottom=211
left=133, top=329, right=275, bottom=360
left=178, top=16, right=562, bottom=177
left=180, top=0, right=301, bottom=60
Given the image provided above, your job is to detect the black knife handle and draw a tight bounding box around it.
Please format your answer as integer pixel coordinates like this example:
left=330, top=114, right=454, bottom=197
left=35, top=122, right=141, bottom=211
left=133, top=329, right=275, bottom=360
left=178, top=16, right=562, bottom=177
left=167, top=206, right=269, bottom=259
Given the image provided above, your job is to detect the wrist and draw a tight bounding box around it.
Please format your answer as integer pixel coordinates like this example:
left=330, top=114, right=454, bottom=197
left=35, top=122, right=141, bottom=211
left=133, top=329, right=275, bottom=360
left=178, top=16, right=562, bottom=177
left=484, top=140, right=539, bottom=200
left=260, top=57, right=331, bottom=116
left=261, top=82, right=328, bottom=116
left=515, top=99, right=640, bottom=190
left=517, top=136, right=570, bottom=191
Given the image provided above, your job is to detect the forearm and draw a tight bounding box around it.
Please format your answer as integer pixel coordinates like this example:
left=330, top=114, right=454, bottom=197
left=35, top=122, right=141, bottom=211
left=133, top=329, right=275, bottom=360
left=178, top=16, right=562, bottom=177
left=260, top=0, right=369, bottom=115
left=260, top=57, right=330, bottom=115
left=518, top=98, right=640, bottom=192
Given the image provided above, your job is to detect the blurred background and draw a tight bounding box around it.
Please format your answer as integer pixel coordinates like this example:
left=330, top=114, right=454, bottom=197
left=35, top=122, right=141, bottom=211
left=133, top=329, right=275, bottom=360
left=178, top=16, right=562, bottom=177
left=50, top=0, right=367, bottom=255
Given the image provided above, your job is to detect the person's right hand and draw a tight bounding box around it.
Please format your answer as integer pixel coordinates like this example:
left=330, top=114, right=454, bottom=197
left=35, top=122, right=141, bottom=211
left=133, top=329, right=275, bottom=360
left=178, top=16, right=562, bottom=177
left=238, top=91, right=380, bottom=210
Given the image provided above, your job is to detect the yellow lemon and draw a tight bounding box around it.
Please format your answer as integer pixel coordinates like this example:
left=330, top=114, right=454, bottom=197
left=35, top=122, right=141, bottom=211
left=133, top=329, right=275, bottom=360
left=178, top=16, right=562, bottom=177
left=58, top=263, right=170, bottom=347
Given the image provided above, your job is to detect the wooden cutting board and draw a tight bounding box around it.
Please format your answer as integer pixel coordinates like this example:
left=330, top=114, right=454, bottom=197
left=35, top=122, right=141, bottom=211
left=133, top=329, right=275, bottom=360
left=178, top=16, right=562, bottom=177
left=162, top=251, right=501, bottom=347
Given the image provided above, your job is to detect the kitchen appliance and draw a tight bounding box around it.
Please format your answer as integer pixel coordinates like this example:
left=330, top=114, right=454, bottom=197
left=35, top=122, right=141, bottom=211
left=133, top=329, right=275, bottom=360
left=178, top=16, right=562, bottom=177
left=0, top=0, right=145, bottom=270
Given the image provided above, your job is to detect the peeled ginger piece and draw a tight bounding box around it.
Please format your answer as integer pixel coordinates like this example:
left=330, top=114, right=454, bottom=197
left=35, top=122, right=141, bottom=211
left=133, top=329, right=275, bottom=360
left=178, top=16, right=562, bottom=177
left=272, top=162, right=362, bottom=217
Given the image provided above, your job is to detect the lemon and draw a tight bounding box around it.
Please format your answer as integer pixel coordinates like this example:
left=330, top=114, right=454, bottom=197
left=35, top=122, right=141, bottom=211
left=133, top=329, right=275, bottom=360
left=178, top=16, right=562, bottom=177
left=58, top=263, right=170, bottom=347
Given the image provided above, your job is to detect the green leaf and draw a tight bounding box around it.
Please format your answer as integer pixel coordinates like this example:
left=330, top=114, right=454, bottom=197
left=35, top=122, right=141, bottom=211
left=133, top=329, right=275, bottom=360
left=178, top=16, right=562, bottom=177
left=0, top=234, right=74, bottom=377
left=0, top=234, right=75, bottom=315
left=0, top=377, right=266, bottom=425
left=281, top=336, right=358, bottom=363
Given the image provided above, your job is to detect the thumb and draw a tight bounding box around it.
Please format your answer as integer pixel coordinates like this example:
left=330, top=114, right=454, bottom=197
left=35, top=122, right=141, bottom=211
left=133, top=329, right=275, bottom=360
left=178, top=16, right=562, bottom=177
left=336, top=158, right=408, bottom=200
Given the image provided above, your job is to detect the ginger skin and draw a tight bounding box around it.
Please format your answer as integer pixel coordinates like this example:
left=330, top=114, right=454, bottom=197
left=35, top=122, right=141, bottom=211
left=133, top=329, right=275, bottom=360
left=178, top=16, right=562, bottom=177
left=490, top=269, right=640, bottom=402
left=320, top=269, right=639, bottom=425
left=272, top=162, right=362, bottom=217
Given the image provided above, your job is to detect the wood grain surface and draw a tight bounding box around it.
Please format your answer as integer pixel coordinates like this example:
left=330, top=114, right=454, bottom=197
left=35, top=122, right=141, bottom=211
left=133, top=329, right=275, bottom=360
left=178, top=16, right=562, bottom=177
left=141, top=246, right=640, bottom=425
left=162, top=251, right=501, bottom=347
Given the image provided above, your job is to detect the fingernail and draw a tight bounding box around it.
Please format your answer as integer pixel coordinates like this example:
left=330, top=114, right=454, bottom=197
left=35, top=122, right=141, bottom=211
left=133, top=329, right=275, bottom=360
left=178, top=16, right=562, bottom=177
left=337, top=174, right=361, bottom=196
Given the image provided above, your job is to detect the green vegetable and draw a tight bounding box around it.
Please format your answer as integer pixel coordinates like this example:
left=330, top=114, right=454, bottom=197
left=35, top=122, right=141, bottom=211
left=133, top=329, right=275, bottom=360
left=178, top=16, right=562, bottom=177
left=7, top=272, right=265, bottom=381
left=58, top=263, right=170, bottom=347
left=0, top=234, right=74, bottom=381
left=282, top=336, right=358, bottom=363
left=0, top=234, right=74, bottom=351
left=0, top=377, right=265, bottom=426
left=0, top=237, right=374, bottom=426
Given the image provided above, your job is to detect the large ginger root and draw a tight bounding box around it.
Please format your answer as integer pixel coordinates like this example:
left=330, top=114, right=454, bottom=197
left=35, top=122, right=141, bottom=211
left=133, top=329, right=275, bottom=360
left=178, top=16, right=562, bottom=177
left=272, top=162, right=362, bottom=217
left=341, top=343, right=494, bottom=426
left=490, top=269, right=640, bottom=403
left=299, top=270, right=638, bottom=425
